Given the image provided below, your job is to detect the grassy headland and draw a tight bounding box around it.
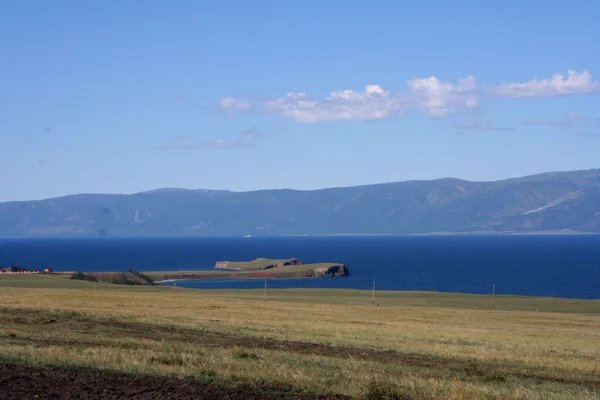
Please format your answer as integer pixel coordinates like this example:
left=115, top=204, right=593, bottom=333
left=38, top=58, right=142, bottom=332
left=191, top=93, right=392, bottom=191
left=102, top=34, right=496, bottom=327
left=148, top=257, right=350, bottom=281
left=0, top=273, right=599, bottom=399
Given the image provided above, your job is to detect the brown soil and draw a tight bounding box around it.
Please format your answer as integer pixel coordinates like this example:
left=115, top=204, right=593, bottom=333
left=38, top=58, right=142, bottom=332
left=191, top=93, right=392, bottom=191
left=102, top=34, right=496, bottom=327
left=0, top=363, right=350, bottom=400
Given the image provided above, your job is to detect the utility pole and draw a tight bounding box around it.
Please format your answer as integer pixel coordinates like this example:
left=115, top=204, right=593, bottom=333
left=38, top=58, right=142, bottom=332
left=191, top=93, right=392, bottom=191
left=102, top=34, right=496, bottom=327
left=491, top=284, right=495, bottom=311
left=263, top=281, right=267, bottom=302
left=372, top=281, right=376, bottom=306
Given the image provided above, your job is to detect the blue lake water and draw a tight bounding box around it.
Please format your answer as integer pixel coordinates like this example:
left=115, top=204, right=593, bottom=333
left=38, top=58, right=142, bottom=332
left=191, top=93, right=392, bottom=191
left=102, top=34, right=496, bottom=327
left=0, top=235, right=599, bottom=299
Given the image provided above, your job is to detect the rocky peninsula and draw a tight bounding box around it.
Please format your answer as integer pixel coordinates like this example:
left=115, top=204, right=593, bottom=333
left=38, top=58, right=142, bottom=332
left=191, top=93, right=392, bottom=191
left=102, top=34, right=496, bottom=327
left=149, top=258, right=350, bottom=281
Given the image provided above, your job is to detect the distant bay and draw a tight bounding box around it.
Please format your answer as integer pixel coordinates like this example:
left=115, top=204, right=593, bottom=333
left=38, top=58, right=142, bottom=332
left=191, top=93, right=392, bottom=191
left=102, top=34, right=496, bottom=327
left=1, top=235, right=599, bottom=299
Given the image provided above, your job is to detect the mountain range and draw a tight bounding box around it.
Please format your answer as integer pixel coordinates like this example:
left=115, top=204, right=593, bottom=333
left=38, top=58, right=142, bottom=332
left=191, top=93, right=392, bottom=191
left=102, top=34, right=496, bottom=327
left=2, top=169, right=600, bottom=237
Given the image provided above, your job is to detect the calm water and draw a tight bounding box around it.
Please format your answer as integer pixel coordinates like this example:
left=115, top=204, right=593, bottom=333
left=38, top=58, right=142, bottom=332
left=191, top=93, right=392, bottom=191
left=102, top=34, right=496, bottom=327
left=0, top=236, right=599, bottom=299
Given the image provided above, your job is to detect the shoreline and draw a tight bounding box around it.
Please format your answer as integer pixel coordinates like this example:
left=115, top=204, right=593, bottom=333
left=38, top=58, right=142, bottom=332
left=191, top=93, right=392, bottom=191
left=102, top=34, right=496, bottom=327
left=155, top=275, right=326, bottom=284
left=0, top=273, right=597, bottom=300
left=152, top=273, right=347, bottom=282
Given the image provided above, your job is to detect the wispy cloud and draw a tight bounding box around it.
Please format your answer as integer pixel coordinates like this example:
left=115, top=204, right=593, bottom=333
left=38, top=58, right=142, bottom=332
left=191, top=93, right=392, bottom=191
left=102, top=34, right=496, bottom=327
left=157, top=128, right=262, bottom=150
left=522, top=119, right=573, bottom=128
left=490, top=69, right=600, bottom=98
left=213, top=69, right=600, bottom=123
left=218, top=97, right=251, bottom=114
left=453, top=120, right=514, bottom=131
left=522, top=113, right=596, bottom=128
left=564, top=112, right=587, bottom=121
left=236, top=127, right=263, bottom=143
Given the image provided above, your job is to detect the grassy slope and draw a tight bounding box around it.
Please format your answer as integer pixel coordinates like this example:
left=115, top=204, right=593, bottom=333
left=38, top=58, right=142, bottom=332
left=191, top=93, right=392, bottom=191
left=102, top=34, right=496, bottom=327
left=0, top=274, right=163, bottom=291
left=216, top=258, right=300, bottom=271
left=1, top=274, right=599, bottom=399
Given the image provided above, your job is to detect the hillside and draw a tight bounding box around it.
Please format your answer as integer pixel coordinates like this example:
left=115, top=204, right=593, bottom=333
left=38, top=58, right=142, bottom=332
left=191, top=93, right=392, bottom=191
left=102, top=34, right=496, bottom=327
left=1, top=169, right=600, bottom=237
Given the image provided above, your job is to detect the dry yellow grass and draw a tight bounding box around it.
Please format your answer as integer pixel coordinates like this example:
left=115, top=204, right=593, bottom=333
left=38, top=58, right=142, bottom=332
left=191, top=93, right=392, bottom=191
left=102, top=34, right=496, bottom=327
left=0, top=276, right=599, bottom=399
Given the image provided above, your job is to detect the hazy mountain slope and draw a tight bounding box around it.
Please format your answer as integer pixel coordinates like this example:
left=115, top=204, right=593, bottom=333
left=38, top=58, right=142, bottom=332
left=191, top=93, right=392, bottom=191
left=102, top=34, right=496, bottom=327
left=1, top=169, right=599, bottom=237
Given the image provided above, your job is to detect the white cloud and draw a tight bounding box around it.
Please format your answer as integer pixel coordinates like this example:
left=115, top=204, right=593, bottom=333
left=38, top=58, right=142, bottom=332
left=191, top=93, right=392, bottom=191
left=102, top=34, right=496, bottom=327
left=260, top=78, right=480, bottom=122
left=214, top=69, right=600, bottom=123
left=407, top=76, right=479, bottom=118
left=220, top=77, right=480, bottom=122
left=219, top=97, right=251, bottom=113
left=491, top=69, right=600, bottom=98
left=263, top=85, right=406, bottom=123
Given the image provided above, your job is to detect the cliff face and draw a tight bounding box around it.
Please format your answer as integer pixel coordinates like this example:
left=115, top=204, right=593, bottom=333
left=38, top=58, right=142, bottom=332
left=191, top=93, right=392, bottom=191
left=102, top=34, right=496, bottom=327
left=312, top=264, right=350, bottom=277
left=215, top=261, right=241, bottom=270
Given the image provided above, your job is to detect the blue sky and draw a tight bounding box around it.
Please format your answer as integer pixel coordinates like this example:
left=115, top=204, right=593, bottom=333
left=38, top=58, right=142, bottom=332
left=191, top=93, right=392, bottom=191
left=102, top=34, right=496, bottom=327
left=1, top=1, right=599, bottom=202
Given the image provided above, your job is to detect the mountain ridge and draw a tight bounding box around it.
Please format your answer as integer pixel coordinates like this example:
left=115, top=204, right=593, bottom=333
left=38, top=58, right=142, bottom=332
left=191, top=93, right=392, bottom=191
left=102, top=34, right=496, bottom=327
left=1, top=168, right=599, bottom=237
left=8, top=168, right=600, bottom=202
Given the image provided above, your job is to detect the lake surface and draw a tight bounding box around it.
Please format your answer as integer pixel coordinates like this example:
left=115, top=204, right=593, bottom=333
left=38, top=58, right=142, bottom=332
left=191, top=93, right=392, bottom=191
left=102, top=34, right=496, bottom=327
left=0, top=235, right=599, bottom=299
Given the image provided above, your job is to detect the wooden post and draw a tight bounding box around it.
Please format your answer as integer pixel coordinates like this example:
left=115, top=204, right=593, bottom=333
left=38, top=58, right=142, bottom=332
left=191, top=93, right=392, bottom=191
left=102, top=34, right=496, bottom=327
left=491, top=284, right=495, bottom=311
left=372, top=281, right=376, bottom=306
left=263, top=281, right=267, bottom=302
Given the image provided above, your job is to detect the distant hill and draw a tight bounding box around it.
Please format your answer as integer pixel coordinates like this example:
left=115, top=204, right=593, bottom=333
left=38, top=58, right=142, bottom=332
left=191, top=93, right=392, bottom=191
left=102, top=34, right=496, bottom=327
left=1, top=169, right=600, bottom=237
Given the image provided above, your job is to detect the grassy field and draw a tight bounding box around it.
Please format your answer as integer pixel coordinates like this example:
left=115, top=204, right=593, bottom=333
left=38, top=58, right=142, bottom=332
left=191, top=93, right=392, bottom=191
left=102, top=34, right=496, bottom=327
left=1, top=274, right=599, bottom=399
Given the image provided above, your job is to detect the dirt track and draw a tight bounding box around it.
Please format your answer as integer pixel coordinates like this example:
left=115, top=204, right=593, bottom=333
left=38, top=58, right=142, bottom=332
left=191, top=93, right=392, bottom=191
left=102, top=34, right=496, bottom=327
left=0, top=363, right=350, bottom=400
